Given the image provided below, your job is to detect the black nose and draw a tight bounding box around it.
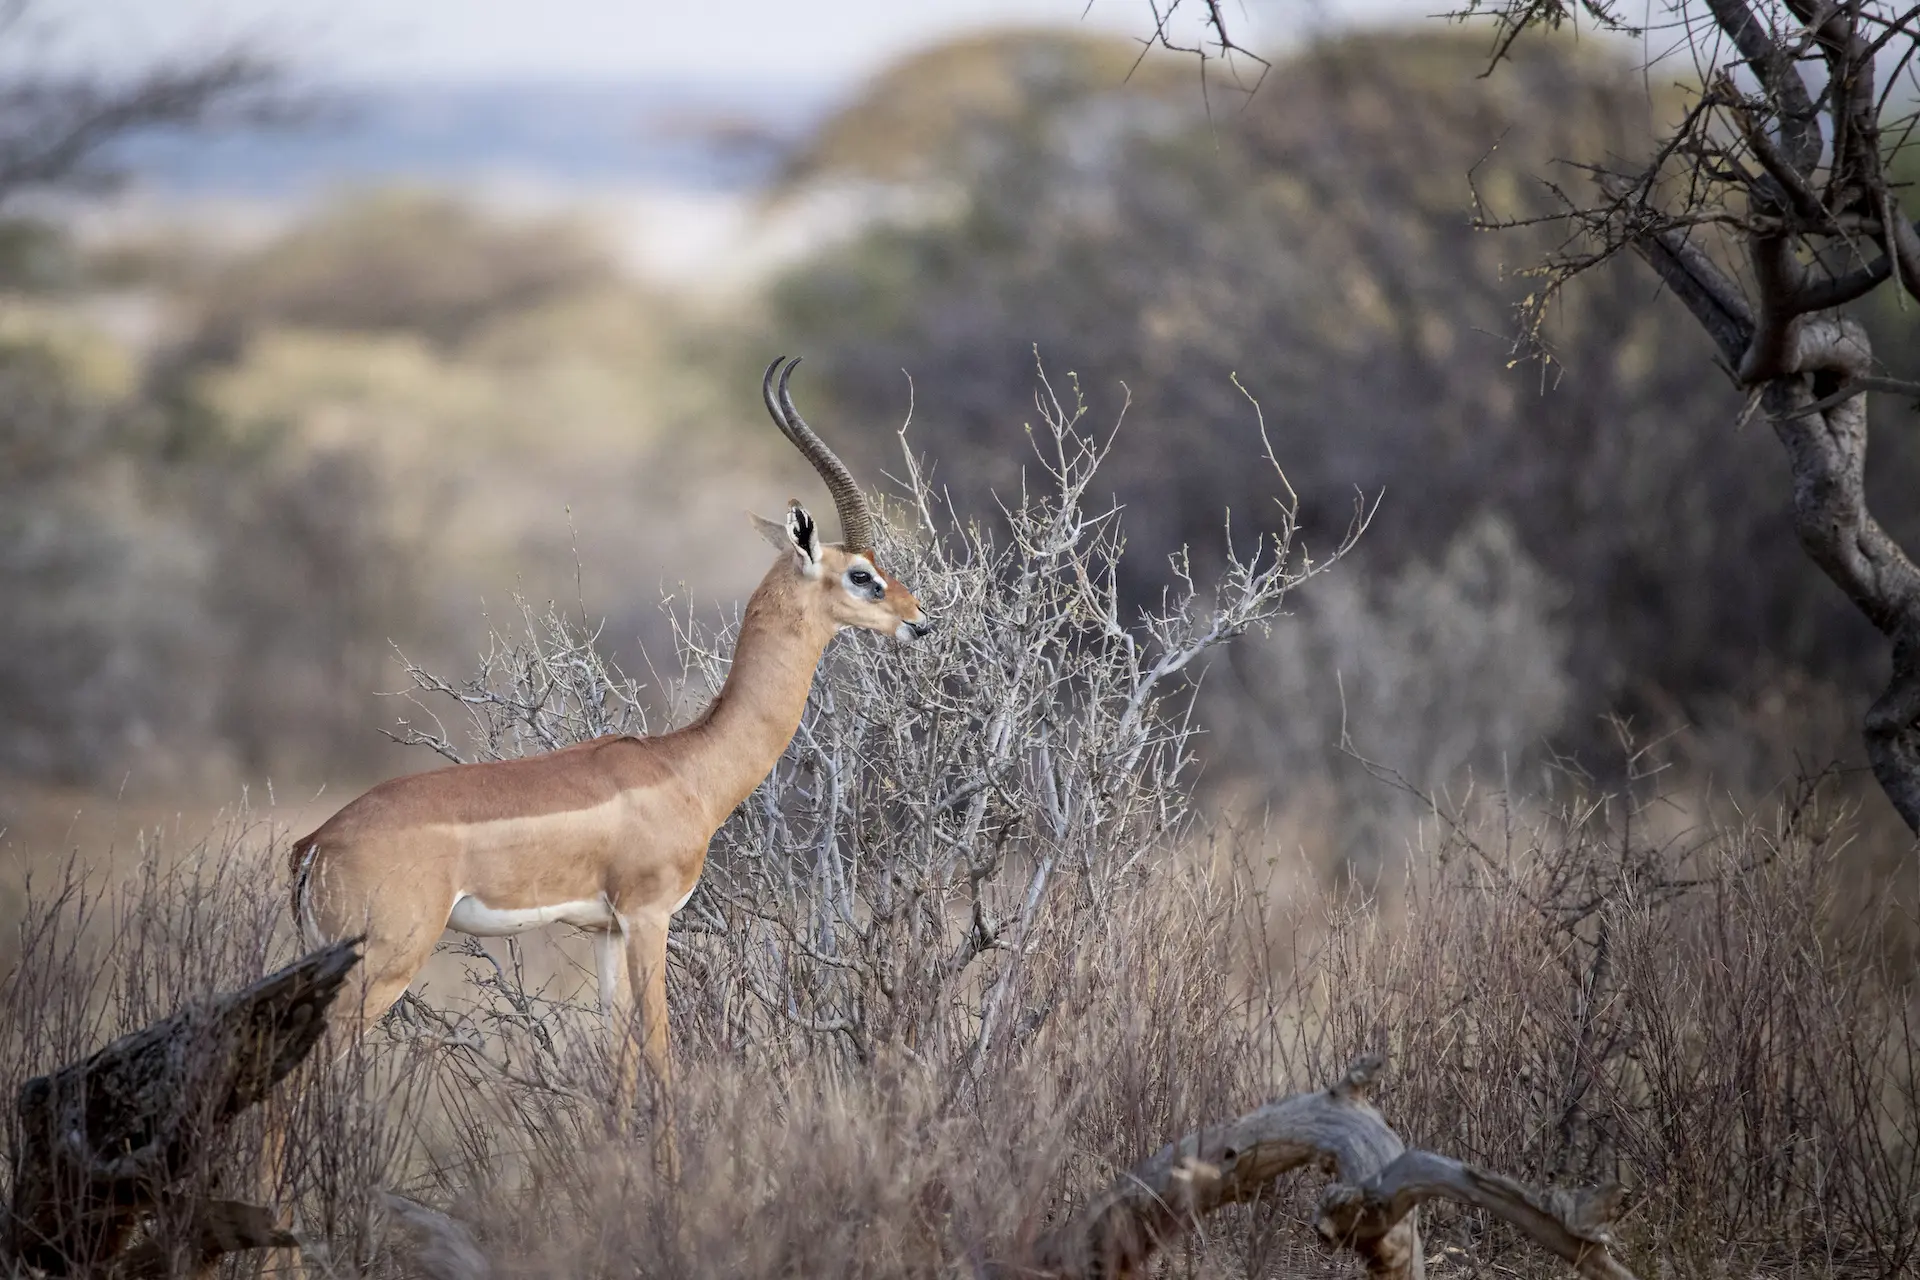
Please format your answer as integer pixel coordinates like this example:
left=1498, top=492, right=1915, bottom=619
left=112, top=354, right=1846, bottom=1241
left=909, top=619, right=935, bottom=639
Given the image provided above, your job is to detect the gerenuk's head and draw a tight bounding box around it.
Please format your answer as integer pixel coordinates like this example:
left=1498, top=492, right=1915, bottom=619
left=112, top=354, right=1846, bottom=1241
left=751, top=357, right=932, bottom=644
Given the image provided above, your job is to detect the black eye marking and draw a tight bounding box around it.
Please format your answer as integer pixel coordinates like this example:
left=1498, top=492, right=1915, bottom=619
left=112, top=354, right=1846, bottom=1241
left=847, top=567, right=886, bottom=600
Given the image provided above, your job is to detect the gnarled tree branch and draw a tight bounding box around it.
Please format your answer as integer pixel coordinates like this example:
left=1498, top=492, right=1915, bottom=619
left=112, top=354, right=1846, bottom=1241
left=1705, top=0, right=1822, bottom=170
left=1450, top=0, right=1920, bottom=833
left=1010, top=1055, right=1641, bottom=1280
left=1600, top=200, right=1752, bottom=363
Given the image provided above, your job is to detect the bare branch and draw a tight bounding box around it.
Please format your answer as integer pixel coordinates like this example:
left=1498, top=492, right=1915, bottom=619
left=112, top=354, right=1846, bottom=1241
left=1888, top=198, right=1920, bottom=301
left=1794, top=251, right=1896, bottom=309
left=1460, top=0, right=1920, bottom=829
left=1703, top=0, right=1822, bottom=170
left=1615, top=212, right=1754, bottom=363
left=0, top=48, right=282, bottom=207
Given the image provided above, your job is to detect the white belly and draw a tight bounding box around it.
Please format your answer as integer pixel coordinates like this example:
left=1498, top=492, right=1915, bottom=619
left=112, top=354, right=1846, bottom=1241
left=447, top=892, right=614, bottom=937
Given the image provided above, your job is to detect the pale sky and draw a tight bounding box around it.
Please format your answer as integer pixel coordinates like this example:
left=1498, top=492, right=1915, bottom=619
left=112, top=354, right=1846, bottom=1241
left=50, top=0, right=1423, bottom=87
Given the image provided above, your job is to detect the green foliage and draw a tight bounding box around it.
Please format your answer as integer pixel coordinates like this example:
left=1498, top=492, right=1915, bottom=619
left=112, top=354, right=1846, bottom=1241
left=0, top=324, right=414, bottom=784
left=0, top=219, right=78, bottom=292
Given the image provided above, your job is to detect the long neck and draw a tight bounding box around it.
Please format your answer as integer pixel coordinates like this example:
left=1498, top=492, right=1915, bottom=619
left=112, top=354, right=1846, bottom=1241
left=666, top=561, right=834, bottom=825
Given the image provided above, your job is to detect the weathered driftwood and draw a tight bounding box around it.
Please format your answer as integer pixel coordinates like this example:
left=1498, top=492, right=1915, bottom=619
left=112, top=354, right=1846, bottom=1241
left=6, top=939, right=360, bottom=1276
left=380, top=1191, right=492, bottom=1280
left=1017, top=1055, right=1639, bottom=1280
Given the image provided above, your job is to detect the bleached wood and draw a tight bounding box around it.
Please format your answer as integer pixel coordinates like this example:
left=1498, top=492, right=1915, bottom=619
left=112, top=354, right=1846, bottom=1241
left=1019, top=1055, right=1640, bottom=1280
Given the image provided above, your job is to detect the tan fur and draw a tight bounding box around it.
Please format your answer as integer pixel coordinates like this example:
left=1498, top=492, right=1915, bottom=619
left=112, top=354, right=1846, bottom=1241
left=290, top=537, right=927, bottom=1128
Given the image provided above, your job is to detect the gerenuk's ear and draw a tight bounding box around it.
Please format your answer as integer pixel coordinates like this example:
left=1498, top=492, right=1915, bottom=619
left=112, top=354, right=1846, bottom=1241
left=750, top=511, right=788, bottom=551
left=749, top=501, right=821, bottom=572
left=784, top=500, right=821, bottom=569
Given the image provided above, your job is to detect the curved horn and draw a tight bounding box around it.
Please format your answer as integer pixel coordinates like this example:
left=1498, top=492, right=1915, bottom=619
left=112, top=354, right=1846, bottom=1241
left=761, top=356, right=875, bottom=553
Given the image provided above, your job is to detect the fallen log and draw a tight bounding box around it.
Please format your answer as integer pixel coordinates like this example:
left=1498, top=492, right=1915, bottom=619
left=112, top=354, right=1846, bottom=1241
left=6, top=938, right=361, bottom=1276
left=1016, top=1054, right=1639, bottom=1280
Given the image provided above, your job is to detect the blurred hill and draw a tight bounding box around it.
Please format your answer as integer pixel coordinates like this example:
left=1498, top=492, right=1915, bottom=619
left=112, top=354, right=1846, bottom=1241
left=0, top=188, right=804, bottom=810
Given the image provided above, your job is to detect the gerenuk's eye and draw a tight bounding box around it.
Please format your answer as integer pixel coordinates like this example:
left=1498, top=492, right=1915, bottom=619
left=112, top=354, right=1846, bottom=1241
left=849, top=570, right=873, bottom=586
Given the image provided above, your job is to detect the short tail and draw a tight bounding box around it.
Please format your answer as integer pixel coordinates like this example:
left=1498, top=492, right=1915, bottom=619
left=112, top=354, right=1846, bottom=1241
left=289, top=833, right=323, bottom=947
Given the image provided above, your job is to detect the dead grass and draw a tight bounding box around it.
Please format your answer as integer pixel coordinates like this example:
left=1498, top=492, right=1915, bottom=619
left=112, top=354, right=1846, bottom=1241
left=0, top=782, right=1912, bottom=1277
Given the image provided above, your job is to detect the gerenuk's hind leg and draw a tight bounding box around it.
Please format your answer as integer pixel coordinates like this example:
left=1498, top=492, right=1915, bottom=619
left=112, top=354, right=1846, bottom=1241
left=623, top=914, right=677, bottom=1179
left=264, top=891, right=444, bottom=1268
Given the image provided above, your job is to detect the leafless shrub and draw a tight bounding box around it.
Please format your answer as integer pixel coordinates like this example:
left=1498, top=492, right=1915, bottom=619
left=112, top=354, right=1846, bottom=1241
left=389, top=596, right=650, bottom=767
left=392, top=362, right=1359, bottom=1086
left=1206, top=510, right=1573, bottom=877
